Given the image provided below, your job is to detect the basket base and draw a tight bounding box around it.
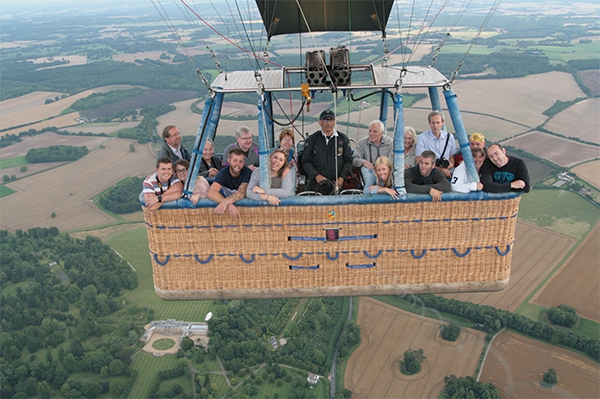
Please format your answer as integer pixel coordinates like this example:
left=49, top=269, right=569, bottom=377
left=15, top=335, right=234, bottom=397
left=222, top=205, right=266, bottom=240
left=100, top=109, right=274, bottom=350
left=155, top=278, right=510, bottom=300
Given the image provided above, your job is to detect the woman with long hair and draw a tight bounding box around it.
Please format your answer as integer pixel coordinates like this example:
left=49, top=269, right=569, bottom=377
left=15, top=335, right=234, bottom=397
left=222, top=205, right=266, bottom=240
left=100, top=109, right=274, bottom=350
left=246, top=149, right=294, bottom=205
left=364, top=156, right=398, bottom=199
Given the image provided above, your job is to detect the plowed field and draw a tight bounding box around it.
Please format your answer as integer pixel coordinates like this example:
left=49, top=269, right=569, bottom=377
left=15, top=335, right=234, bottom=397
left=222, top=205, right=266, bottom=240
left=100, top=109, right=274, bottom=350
left=345, top=297, right=487, bottom=399
left=480, top=330, right=600, bottom=398
left=503, top=131, right=600, bottom=167
left=442, top=222, right=576, bottom=311
left=531, top=223, right=600, bottom=322
left=545, top=98, right=600, bottom=144
left=0, top=138, right=156, bottom=232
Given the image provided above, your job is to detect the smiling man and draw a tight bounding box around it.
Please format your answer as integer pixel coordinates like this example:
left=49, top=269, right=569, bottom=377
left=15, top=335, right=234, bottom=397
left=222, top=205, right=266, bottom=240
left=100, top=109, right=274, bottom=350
left=353, top=119, right=394, bottom=190
left=404, top=150, right=451, bottom=202
left=157, top=125, right=190, bottom=162
left=207, top=148, right=252, bottom=218
left=223, top=126, right=259, bottom=171
left=480, top=143, right=530, bottom=193
left=143, top=157, right=183, bottom=212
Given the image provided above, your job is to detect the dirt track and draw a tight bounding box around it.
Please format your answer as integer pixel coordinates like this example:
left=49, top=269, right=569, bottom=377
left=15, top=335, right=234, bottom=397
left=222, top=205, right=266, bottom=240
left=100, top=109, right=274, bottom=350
left=141, top=332, right=180, bottom=357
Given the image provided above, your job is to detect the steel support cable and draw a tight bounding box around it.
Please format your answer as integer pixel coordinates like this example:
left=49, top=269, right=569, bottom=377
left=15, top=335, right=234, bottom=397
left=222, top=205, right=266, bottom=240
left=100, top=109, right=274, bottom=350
left=449, top=0, right=503, bottom=83
left=430, top=0, right=473, bottom=67
left=208, top=0, right=255, bottom=70
left=233, top=0, right=262, bottom=71
left=180, top=0, right=283, bottom=68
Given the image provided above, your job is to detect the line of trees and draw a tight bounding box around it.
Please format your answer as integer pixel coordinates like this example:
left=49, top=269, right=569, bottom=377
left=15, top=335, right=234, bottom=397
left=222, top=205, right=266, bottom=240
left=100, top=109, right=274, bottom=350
left=439, top=375, right=500, bottom=398
left=116, top=102, right=175, bottom=143
left=407, top=294, right=599, bottom=361
left=0, top=127, right=107, bottom=149
left=26, top=145, right=89, bottom=163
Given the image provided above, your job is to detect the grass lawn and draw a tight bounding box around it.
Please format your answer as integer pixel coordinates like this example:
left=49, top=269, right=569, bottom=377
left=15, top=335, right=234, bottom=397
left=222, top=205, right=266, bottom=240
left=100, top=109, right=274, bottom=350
left=106, top=226, right=216, bottom=321
left=0, top=185, right=16, bottom=197
left=155, top=374, right=194, bottom=398
left=129, top=352, right=179, bottom=399
left=519, top=189, right=600, bottom=239
left=0, top=155, right=27, bottom=169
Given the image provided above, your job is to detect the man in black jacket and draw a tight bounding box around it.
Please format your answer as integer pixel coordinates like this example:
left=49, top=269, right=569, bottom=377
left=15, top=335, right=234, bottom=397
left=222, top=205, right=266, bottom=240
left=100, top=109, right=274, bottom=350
left=405, top=150, right=451, bottom=202
left=157, top=125, right=190, bottom=162
left=301, top=110, right=353, bottom=193
left=481, top=143, right=530, bottom=193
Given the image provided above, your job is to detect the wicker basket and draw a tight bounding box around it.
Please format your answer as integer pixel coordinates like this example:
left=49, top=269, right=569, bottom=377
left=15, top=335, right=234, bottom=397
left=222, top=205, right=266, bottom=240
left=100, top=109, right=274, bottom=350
left=143, top=195, right=520, bottom=300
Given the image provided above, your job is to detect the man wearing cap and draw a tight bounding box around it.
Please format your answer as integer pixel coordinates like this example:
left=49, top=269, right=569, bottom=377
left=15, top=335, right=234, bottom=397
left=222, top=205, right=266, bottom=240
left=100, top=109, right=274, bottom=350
left=301, top=110, right=353, bottom=193
left=415, top=110, right=456, bottom=178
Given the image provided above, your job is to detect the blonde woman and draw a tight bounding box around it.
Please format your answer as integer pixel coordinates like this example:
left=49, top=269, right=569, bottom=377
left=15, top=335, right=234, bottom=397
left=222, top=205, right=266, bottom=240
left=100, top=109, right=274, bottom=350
left=404, top=126, right=417, bottom=168
left=246, top=149, right=294, bottom=205
left=365, top=156, right=398, bottom=199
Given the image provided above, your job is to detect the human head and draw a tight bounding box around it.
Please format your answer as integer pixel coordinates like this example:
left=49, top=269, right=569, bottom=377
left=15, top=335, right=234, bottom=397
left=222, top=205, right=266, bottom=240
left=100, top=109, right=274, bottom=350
left=486, top=143, right=508, bottom=168
left=162, top=125, right=181, bottom=148
left=235, top=126, right=253, bottom=152
left=374, top=156, right=393, bottom=188
left=155, top=157, right=174, bottom=183
left=228, top=148, right=246, bottom=176
left=418, top=150, right=437, bottom=177
left=471, top=147, right=485, bottom=172
left=404, top=126, right=417, bottom=150
left=279, top=129, right=295, bottom=151
left=270, top=149, right=289, bottom=178
left=202, top=138, right=215, bottom=160
left=368, top=120, right=385, bottom=145
left=469, top=132, right=486, bottom=149
left=174, top=159, right=190, bottom=182
left=318, top=109, right=336, bottom=136
left=427, top=110, right=445, bottom=136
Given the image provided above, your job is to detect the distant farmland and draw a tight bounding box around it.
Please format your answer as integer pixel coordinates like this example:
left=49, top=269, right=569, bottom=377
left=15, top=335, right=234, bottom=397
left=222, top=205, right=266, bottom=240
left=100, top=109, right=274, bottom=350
left=80, top=89, right=200, bottom=119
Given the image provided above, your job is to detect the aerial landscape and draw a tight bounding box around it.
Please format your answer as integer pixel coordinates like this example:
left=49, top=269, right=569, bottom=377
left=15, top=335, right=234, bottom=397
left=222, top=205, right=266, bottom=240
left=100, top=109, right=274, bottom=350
left=0, top=0, right=599, bottom=398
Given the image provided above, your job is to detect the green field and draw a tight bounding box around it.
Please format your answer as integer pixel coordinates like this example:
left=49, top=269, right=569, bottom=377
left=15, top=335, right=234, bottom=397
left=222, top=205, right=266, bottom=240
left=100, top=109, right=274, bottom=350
left=0, top=184, right=16, bottom=198
left=106, top=227, right=216, bottom=321
left=0, top=155, right=27, bottom=169
left=519, top=189, right=600, bottom=238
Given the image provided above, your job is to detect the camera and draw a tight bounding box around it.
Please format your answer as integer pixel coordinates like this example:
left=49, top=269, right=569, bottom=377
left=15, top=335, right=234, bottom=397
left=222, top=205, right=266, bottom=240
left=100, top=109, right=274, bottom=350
left=435, top=158, right=450, bottom=168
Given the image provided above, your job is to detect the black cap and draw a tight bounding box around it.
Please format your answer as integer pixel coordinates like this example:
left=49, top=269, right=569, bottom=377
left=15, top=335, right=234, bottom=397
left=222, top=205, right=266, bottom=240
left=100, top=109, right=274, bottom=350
left=319, top=110, right=335, bottom=120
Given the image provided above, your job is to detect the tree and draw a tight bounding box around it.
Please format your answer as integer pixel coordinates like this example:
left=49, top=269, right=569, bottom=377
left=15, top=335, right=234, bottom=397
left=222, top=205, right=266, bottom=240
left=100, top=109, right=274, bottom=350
left=399, top=348, right=425, bottom=375
left=3, top=174, right=9, bottom=182
left=440, top=375, right=500, bottom=399
left=51, top=212, right=56, bottom=218
left=129, top=143, right=135, bottom=152
left=542, top=368, right=557, bottom=386
left=38, top=381, right=52, bottom=399
left=440, top=322, right=461, bottom=341
left=547, top=305, right=578, bottom=328
left=20, top=165, right=27, bottom=172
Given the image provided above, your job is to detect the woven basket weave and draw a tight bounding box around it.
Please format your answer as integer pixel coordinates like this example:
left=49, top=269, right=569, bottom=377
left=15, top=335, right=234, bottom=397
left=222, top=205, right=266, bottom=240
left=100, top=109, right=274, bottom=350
left=144, top=196, right=520, bottom=300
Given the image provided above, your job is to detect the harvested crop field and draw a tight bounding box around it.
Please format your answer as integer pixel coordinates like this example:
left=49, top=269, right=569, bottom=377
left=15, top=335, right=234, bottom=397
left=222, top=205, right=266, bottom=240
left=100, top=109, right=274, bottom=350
left=503, top=131, right=600, bottom=167
left=544, top=98, right=600, bottom=144
left=0, top=132, right=110, bottom=159
left=572, top=160, right=600, bottom=189
left=64, top=121, right=140, bottom=135
left=345, top=297, right=487, bottom=399
left=0, top=90, right=98, bottom=130
left=531, top=223, right=600, bottom=322
left=157, top=99, right=202, bottom=139
left=446, top=72, right=586, bottom=128
left=479, top=330, right=600, bottom=398
left=442, top=222, right=576, bottom=311
left=81, top=89, right=200, bottom=119
left=0, top=138, right=156, bottom=232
